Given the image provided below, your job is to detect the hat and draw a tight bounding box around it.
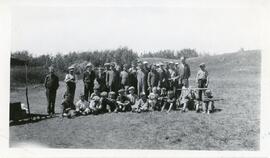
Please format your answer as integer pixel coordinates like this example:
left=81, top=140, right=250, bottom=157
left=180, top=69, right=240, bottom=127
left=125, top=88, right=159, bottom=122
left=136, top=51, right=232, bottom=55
left=110, top=63, right=115, bottom=67
left=161, top=87, right=167, bottom=91
left=140, top=92, right=146, bottom=97
left=92, top=96, right=100, bottom=101
left=168, top=90, right=174, bottom=96
left=49, top=66, right=55, bottom=72
left=199, top=63, right=206, bottom=67
left=205, top=89, right=212, bottom=95
left=169, top=61, right=173, bottom=64
left=180, top=56, right=186, bottom=60
left=104, top=63, right=110, bottom=66
left=109, top=91, right=116, bottom=95
left=160, top=63, right=164, bottom=66
left=156, top=63, right=160, bottom=66
left=128, top=86, right=135, bottom=91
left=68, top=65, right=75, bottom=70
left=143, top=61, right=148, bottom=64
left=175, top=62, right=179, bottom=65
left=100, top=92, right=108, bottom=97
left=118, top=89, right=125, bottom=93
left=86, top=63, right=92, bottom=67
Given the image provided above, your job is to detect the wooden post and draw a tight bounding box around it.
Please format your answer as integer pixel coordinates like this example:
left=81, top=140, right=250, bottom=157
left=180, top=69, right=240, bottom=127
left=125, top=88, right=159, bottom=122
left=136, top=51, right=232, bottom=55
left=25, top=63, right=31, bottom=120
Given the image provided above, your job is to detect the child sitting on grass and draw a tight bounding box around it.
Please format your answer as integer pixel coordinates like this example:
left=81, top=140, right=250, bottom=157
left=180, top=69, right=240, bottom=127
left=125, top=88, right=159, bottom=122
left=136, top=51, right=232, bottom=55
left=75, top=93, right=90, bottom=115
left=116, top=89, right=131, bottom=112
left=132, top=93, right=149, bottom=113
left=161, top=90, right=175, bottom=113
left=107, top=91, right=117, bottom=113
left=89, top=96, right=101, bottom=114
left=127, top=86, right=138, bottom=108
left=61, top=93, right=76, bottom=118
left=157, top=87, right=167, bottom=111
left=179, top=81, right=191, bottom=113
left=148, top=87, right=159, bottom=111
left=202, top=89, right=215, bottom=114
left=99, top=91, right=110, bottom=114
left=90, top=87, right=100, bottom=99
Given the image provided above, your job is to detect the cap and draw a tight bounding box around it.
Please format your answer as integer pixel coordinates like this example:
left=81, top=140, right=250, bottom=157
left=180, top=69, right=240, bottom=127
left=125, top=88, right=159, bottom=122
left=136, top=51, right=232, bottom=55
left=128, top=86, right=135, bottom=91
left=168, top=90, right=174, bottom=96
left=118, top=89, right=125, bottom=93
left=169, top=61, right=173, bottom=64
left=205, top=89, right=212, bottom=95
left=92, top=96, right=100, bottom=101
left=161, top=87, right=167, bottom=91
left=143, top=61, right=148, bottom=64
left=109, top=91, right=116, bottom=95
left=100, top=92, right=108, bottom=97
left=175, top=62, right=179, bottom=65
left=86, top=63, right=93, bottom=67
left=140, top=92, right=146, bottom=97
left=104, top=63, right=110, bottom=66
left=68, top=65, right=75, bottom=70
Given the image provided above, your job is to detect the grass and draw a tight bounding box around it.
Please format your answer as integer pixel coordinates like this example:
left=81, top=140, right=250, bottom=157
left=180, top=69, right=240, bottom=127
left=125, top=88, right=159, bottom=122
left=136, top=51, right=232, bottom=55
left=9, top=50, right=260, bottom=150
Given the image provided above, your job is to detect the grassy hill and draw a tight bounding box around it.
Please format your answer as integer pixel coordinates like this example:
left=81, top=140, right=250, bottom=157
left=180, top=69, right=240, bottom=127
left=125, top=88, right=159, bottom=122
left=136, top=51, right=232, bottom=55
left=10, top=50, right=261, bottom=150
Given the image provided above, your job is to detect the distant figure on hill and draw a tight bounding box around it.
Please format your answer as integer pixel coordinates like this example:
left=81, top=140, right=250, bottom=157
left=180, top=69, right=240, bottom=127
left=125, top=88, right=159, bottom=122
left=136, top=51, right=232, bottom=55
left=44, top=66, right=59, bottom=116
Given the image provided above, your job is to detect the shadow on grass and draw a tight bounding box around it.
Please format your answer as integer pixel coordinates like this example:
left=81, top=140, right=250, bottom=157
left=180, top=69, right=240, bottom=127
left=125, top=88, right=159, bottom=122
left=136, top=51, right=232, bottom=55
left=213, top=108, right=222, bottom=113
left=9, top=113, right=60, bottom=126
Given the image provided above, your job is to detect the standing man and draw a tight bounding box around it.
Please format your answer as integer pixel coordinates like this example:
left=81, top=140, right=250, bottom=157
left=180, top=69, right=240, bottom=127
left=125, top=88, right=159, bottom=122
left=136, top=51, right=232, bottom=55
left=44, top=66, right=59, bottom=116
left=129, top=62, right=137, bottom=93
left=106, top=63, right=117, bottom=92
left=83, top=63, right=96, bottom=101
left=147, top=64, right=159, bottom=93
left=175, top=57, right=191, bottom=97
left=136, top=63, right=146, bottom=96
left=120, top=64, right=129, bottom=92
left=143, top=61, right=150, bottom=96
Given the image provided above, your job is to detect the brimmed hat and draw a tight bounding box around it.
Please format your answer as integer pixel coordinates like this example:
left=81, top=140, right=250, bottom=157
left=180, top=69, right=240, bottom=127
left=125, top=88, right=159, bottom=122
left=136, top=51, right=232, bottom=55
left=118, top=89, right=125, bottom=93
left=205, top=89, right=212, bottom=95
left=68, top=65, right=75, bottom=70
left=175, top=62, right=179, bottom=65
left=161, top=87, right=167, bottom=91
left=128, top=86, right=135, bottom=91
left=86, top=63, right=93, bottom=67
left=92, top=96, right=100, bottom=101
left=100, top=92, right=108, bottom=97
left=104, top=63, right=110, bottom=66
left=140, top=92, right=146, bottom=97
left=143, top=61, right=148, bottom=64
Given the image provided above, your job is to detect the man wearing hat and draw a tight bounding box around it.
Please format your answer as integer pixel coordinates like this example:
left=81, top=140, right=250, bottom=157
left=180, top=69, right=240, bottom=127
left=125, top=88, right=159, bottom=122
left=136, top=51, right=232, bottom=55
left=64, top=65, right=76, bottom=105
left=174, top=57, right=190, bottom=97
left=83, top=63, right=96, bottom=101
left=106, top=63, right=117, bottom=92
left=147, top=64, right=159, bottom=93
left=196, top=63, right=209, bottom=101
left=120, top=64, right=129, bottom=92
left=44, top=66, right=59, bottom=115
left=96, top=66, right=107, bottom=92
left=142, top=61, right=150, bottom=96
left=157, top=63, right=168, bottom=89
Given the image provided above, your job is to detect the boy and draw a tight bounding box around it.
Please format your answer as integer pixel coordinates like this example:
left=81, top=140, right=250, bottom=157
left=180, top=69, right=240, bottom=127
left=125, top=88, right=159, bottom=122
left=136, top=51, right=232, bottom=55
left=90, top=87, right=100, bottom=100
left=107, top=91, right=117, bottom=113
left=196, top=63, right=209, bottom=101
left=61, top=93, right=76, bottom=117
left=202, top=89, right=215, bottom=114
left=116, top=89, right=131, bottom=112
left=75, top=93, right=90, bottom=115
left=127, top=86, right=138, bottom=107
left=148, top=87, right=159, bottom=111
left=132, top=93, right=149, bottom=113
left=99, top=91, right=110, bottom=113
left=161, top=90, right=175, bottom=113
left=179, top=80, right=191, bottom=112
left=89, top=96, right=101, bottom=114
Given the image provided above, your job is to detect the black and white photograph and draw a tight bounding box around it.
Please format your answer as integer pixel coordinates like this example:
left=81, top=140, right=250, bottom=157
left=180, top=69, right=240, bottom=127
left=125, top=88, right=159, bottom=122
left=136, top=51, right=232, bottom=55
left=1, top=0, right=270, bottom=157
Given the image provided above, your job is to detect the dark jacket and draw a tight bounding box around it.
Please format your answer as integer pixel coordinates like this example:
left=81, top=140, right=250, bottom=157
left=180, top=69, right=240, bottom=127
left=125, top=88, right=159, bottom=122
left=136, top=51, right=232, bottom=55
left=44, top=73, right=59, bottom=91
left=83, top=70, right=96, bottom=85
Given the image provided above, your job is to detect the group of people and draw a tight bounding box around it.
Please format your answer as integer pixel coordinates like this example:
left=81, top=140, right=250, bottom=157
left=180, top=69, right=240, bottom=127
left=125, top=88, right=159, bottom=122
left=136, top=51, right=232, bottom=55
left=44, top=56, right=215, bottom=118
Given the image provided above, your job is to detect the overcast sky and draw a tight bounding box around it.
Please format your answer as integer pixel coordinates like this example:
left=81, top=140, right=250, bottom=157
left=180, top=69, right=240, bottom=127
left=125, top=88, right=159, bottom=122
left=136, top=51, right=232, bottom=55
left=11, top=0, right=263, bottom=55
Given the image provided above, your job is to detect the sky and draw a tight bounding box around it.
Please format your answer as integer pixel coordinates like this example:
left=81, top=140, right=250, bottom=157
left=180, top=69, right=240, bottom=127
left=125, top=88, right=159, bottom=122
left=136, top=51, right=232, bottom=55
left=11, top=0, right=263, bottom=55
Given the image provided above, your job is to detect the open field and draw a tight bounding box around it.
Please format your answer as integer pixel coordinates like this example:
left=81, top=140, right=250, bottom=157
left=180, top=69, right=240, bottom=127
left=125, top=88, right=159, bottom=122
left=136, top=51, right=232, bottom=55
left=10, top=51, right=260, bottom=150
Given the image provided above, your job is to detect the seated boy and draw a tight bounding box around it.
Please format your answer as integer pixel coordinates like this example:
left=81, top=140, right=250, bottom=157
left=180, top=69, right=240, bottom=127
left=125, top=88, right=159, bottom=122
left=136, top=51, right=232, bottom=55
left=157, top=87, right=167, bottom=111
left=132, top=93, right=149, bottom=113
left=107, top=91, right=117, bottom=112
left=179, top=81, right=191, bottom=112
left=61, top=93, right=76, bottom=117
left=75, top=93, right=90, bottom=115
left=99, top=91, right=110, bottom=113
left=90, top=87, right=100, bottom=100
left=161, top=90, right=175, bottom=113
left=89, top=96, right=101, bottom=114
left=148, top=87, right=159, bottom=111
left=202, top=89, right=215, bottom=114
left=116, top=89, right=131, bottom=112
left=127, top=86, right=138, bottom=107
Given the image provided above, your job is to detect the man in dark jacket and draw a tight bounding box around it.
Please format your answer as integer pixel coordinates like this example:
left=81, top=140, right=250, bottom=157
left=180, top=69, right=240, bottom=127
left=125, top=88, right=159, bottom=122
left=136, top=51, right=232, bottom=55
left=44, top=66, right=59, bottom=115
left=83, top=63, right=96, bottom=101
left=147, top=64, right=159, bottom=93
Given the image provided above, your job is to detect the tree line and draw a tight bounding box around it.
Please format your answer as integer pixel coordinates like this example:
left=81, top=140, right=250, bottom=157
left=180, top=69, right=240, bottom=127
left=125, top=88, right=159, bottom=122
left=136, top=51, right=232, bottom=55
left=141, top=48, right=199, bottom=59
